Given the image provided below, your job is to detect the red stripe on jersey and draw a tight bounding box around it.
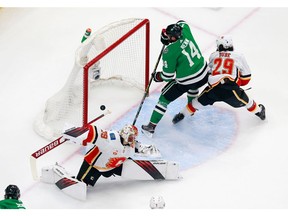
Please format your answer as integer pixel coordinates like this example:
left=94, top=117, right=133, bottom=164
left=84, top=125, right=97, bottom=143
left=84, top=146, right=100, bottom=164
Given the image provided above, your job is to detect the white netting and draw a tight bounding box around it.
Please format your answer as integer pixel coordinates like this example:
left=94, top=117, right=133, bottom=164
left=34, top=18, right=149, bottom=140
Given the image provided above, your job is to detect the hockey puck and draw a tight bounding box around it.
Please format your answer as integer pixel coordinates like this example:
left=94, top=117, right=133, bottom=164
left=100, top=105, right=106, bottom=110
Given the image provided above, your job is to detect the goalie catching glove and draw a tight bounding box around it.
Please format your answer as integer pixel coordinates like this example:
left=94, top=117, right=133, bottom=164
left=135, top=141, right=161, bottom=158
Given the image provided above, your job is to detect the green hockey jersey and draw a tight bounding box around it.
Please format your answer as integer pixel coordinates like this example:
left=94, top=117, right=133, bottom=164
left=161, top=21, right=206, bottom=85
left=0, top=198, right=25, bottom=209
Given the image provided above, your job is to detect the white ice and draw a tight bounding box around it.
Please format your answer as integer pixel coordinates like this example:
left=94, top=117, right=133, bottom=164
left=0, top=6, right=288, bottom=215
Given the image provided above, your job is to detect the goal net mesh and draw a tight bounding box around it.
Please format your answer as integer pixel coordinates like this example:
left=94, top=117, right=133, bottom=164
left=34, top=18, right=149, bottom=140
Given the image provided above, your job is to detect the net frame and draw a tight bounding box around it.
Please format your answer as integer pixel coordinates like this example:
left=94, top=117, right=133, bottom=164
left=34, top=18, right=150, bottom=141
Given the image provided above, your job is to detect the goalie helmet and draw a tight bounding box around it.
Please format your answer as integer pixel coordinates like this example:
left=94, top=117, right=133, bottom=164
left=165, top=23, right=182, bottom=41
left=4, top=185, right=20, bottom=200
left=119, top=125, right=138, bottom=147
left=216, top=35, right=233, bottom=51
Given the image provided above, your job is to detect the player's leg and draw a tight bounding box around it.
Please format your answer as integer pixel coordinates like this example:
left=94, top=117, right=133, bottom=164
left=141, top=81, right=184, bottom=137
left=76, top=160, right=102, bottom=186
left=225, top=88, right=265, bottom=120
left=172, top=86, right=215, bottom=124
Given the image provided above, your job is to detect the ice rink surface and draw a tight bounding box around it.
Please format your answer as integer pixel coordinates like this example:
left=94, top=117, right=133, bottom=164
left=1, top=3, right=288, bottom=215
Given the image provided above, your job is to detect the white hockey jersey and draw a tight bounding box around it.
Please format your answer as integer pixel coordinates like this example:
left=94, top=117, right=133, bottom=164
left=208, top=51, right=252, bottom=87
left=84, top=125, right=134, bottom=172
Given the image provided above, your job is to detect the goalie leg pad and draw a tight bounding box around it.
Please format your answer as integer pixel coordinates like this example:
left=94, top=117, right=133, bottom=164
left=40, top=163, right=87, bottom=201
left=40, top=163, right=71, bottom=183
left=40, top=165, right=56, bottom=184
left=121, top=159, right=181, bottom=180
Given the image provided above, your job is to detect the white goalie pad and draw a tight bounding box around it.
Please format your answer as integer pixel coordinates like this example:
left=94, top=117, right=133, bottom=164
left=40, top=164, right=87, bottom=201
left=121, top=159, right=181, bottom=180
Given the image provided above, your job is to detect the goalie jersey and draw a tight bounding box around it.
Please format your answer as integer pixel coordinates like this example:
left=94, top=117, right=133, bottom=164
left=83, top=125, right=135, bottom=172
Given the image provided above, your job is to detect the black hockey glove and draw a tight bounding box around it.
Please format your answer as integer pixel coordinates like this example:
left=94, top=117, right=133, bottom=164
left=153, top=71, right=163, bottom=82
left=160, top=29, right=170, bottom=45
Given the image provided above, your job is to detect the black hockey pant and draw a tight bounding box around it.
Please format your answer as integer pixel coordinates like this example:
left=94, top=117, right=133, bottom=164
left=76, top=160, right=123, bottom=186
left=161, top=72, right=209, bottom=103
left=197, top=80, right=249, bottom=108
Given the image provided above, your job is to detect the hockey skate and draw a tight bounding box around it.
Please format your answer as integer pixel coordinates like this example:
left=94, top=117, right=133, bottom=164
left=141, top=122, right=156, bottom=138
left=255, top=104, right=266, bottom=120
left=172, top=112, right=185, bottom=124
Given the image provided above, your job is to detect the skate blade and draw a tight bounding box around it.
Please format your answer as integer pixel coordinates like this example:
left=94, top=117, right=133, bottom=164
left=141, top=129, right=153, bottom=138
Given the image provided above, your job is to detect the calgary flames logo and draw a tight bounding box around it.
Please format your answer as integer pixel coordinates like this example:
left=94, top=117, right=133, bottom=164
left=106, top=157, right=126, bottom=168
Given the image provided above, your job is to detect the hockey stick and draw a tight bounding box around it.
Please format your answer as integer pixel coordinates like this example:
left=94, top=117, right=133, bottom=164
left=132, top=44, right=166, bottom=126
left=30, top=109, right=111, bottom=180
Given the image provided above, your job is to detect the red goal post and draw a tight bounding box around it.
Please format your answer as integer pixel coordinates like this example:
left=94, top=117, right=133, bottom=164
left=34, top=18, right=150, bottom=141
left=82, top=18, right=150, bottom=126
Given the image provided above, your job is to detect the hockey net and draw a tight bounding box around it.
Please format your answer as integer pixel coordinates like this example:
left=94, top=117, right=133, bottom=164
left=34, top=18, right=150, bottom=141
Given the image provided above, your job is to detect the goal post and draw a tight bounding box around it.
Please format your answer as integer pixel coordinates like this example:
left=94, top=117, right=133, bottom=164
left=82, top=18, right=150, bottom=126
left=34, top=18, right=150, bottom=141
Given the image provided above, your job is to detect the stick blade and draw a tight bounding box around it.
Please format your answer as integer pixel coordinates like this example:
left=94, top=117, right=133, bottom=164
left=30, top=155, right=39, bottom=181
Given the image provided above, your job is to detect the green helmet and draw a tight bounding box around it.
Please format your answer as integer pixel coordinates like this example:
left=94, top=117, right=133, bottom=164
left=165, top=23, right=182, bottom=40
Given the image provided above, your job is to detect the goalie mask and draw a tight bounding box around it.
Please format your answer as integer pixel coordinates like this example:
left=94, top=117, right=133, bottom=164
left=119, top=125, right=138, bottom=147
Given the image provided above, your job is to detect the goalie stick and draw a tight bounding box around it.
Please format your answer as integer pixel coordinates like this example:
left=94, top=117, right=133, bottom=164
left=30, top=109, right=111, bottom=180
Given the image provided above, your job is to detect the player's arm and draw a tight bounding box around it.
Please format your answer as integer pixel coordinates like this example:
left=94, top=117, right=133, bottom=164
left=156, top=47, right=177, bottom=82
left=236, top=53, right=252, bottom=86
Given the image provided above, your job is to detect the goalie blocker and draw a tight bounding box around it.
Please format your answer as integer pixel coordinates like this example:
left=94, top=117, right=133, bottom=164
left=41, top=159, right=181, bottom=200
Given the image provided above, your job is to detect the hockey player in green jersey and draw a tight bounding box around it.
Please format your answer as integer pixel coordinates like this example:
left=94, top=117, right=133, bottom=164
left=0, top=185, right=25, bottom=209
left=141, top=20, right=209, bottom=137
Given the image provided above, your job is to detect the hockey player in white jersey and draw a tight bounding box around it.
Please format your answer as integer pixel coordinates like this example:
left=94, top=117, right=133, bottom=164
left=75, top=124, right=136, bottom=186
left=40, top=123, right=180, bottom=200
left=65, top=124, right=155, bottom=186
left=172, top=35, right=266, bottom=123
